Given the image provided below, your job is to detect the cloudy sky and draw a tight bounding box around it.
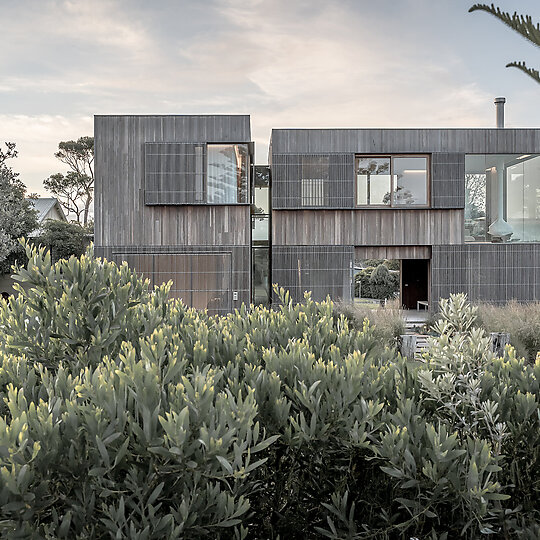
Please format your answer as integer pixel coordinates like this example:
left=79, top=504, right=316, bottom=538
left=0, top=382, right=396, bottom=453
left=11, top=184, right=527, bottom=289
left=1, top=0, right=540, bottom=194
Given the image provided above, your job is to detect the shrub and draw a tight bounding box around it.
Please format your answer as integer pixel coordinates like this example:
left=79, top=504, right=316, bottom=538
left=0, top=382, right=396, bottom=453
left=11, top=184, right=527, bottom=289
left=354, top=264, right=399, bottom=300
left=35, top=219, right=91, bottom=262
left=0, top=250, right=538, bottom=538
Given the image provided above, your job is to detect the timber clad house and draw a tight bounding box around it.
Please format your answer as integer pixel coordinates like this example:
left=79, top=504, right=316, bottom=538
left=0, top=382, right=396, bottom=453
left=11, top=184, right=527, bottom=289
left=94, top=108, right=540, bottom=314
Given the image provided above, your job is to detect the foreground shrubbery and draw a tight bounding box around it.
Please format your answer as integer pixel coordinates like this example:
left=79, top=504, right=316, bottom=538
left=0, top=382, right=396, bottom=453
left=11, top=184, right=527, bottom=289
left=0, top=245, right=539, bottom=538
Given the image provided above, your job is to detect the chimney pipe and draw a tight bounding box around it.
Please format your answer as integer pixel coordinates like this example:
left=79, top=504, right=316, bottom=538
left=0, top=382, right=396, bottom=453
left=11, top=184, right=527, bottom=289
left=495, top=97, right=506, bottom=128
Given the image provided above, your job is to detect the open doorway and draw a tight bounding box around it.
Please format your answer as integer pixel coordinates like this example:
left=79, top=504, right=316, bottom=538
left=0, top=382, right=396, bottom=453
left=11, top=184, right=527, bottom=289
left=401, top=259, right=429, bottom=310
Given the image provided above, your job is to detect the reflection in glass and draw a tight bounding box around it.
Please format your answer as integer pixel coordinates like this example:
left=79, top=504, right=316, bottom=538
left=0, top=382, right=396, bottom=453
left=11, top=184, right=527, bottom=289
left=252, top=216, right=269, bottom=242
left=465, top=171, right=487, bottom=241
left=393, top=157, right=428, bottom=205
left=252, top=247, right=270, bottom=305
left=356, top=157, right=391, bottom=205
left=254, top=187, right=269, bottom=214
left=254, top=165, right=270, bottom=188
left=207, top=144, right=249, bottom=203
left=464, top=154, right=540, bottom=242
left=507, top=155, right=540, bottom=241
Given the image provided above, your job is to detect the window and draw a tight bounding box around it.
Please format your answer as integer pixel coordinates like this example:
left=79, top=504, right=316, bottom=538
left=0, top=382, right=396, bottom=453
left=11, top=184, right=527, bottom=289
left=301, top=178, right=325, bottom=206
left=465, top=154, right=540, bottom=242
left=145, top=142, right=249, bottom=205
left=356, top=155, right=428, bottom=207
left=207, top=144, right=249, bottom=204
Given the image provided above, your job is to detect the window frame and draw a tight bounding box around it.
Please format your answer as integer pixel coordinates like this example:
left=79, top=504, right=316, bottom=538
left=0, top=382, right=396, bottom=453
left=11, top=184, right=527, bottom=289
left=355, top=154, right=431, bottom=209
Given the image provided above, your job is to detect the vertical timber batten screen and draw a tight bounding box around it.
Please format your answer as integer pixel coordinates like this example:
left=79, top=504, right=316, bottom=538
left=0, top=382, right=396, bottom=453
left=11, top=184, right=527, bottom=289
left=144, top=143, right=206, bottom=205
left=431, top=244, right=540, bottom=306
left=272, top=154, right=354, bottom=209
left=272, top=245, right=354, bottom=303
left=431, top=153, right=465, bottom=209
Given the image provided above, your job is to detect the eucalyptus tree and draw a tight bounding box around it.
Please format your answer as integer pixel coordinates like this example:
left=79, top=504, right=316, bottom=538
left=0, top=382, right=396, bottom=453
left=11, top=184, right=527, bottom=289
left=0, top=142, right=38, bottom=273
left=44, top=136, right=94, bottom=226
left=469, top=4, right=540, bottom=84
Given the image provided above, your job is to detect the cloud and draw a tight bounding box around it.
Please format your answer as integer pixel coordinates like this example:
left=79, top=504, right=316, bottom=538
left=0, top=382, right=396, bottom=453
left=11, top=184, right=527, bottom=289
left=1, top=0, right=540, bottom=176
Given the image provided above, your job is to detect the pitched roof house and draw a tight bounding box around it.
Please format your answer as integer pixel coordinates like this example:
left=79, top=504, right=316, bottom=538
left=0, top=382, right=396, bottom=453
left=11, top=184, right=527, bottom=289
left=28, top=197, right=67, bottom=236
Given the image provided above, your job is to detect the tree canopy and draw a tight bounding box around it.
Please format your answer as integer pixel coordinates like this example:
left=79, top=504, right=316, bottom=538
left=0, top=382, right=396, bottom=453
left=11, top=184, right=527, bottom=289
left=0, top=143, right=38, bottom=274
left=470, top=3, right=540, bottom=84
left=44, top=136, right=94, bottom=226
left=36, top=219, right=90, bottom=262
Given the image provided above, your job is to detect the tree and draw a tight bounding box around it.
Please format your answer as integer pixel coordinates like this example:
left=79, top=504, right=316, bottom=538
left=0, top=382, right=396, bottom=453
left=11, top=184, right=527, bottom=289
left=0, top=142, right=38, bottom=274
left=469, top=4, right=540, bottom=84
left=44, top=136, right=94, bottom=226
left=36, top=220, right=90, bottom=262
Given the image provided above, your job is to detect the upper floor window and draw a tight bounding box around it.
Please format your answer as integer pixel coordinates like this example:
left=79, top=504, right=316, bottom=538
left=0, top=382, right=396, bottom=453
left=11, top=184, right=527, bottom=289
left=145, top=142, right=249, bottom=205
left=356, top=155, right=429, bottom=207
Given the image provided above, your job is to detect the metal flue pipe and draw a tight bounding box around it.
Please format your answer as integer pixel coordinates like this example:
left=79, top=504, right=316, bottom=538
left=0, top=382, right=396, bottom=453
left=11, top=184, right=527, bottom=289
left=495, top=97, right=506, bottom=128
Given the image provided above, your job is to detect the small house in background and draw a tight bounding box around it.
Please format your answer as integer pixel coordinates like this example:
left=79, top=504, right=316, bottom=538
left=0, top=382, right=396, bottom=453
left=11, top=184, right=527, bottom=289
left=0, top=198, right=68, bottom=298
left=27, top=197, right=67, bottom=236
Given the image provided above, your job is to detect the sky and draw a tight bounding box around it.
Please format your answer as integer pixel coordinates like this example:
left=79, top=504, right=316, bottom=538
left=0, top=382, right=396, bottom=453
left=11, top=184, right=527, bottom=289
left=1, top=0, right=540, bottom=195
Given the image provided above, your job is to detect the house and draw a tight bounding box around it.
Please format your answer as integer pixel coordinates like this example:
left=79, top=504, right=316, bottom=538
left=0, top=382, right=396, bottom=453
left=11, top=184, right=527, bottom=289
left=28, top=197, right=67, bottom=236
left=94, top=104, right=540, bottom=313
left=1, top=197, right=68, bottom=298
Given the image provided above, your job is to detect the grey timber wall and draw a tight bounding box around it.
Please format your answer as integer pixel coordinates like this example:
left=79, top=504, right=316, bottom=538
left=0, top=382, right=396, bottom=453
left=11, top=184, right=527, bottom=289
left=272, top=245, right=354, bottom=303
left=273, top=209, right=463, bottom=246
left=269, top=128, right=540, bottom=304
left=94, top=115, right=252, bottom=312
left=97, top=245, right=249, bottom=314
left=431, top=244, right=540, bottom=305
left=270, top=129, right=540, bottom=155
left=95, top=115, right=251, bottom=247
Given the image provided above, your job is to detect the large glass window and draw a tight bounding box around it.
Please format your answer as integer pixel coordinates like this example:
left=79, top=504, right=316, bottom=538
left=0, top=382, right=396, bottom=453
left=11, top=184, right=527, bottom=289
left=465, top=154, right=540, bottom=242
left=207, top=144, right=249, bottom=204
left=356, top=155, right=428, bottom=207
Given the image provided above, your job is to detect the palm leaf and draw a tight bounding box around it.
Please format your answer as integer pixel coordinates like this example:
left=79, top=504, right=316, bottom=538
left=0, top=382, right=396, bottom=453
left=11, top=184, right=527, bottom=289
left=469, top=4, right=540, bottom=47
left=506, top=61, right=540, bottom=84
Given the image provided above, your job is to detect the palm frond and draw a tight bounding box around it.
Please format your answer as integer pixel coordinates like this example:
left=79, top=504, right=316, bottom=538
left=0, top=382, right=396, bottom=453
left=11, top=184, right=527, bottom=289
left=469, top=4, right=540, bottom=48
left=506, top=61, right=540, bottom=84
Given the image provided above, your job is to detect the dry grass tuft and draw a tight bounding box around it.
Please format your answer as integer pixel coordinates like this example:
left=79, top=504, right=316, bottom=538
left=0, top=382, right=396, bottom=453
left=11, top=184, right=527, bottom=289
left=334, top=298, right=405, bottom=344
left=475, top=301, right=540, bottom=361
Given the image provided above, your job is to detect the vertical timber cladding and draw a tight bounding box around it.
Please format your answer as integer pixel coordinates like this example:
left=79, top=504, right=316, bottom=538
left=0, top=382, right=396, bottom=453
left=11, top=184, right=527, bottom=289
left=94, top=115, right=252, bottom=311
left=431, top=244, right=540, bottom=306
left=272, top=246, right=354, bottom=303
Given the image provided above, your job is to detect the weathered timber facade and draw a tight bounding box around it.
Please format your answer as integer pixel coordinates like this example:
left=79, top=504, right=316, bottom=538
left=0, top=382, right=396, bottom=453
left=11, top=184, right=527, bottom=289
left=95, top=116, right=540, bottom=312
left=270, top=128, right=540, bottom=307
left=95, top=115, right=252, bottom=313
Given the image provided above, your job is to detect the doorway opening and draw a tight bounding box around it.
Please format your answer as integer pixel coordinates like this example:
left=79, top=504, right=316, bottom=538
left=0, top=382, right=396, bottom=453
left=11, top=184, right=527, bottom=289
left=353, top=259, right=400, bottom=305
left=401, top=259, right=429, bottom=310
